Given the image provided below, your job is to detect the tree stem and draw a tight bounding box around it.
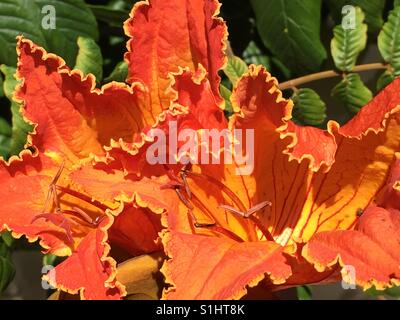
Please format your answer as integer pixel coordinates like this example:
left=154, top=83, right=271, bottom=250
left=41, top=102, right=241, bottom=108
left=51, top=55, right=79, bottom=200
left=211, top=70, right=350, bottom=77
left=278, top=63, right=387, bottom=91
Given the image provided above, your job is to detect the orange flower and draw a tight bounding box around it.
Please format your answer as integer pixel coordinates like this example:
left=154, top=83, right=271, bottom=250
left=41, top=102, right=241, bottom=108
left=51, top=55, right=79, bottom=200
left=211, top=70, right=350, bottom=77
left=72, top=30, right=400, bottom=304
left=0, top=0, right=227, bottom=299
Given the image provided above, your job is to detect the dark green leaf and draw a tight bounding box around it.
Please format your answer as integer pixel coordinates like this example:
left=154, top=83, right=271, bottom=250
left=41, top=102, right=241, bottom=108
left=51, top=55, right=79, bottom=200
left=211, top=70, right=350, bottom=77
left=223, top=56, right=248, bottom=85
left=0, top=73, right=4, bottom=97
left=292, top=88, right=327, bottom=126
left=331, top=73, right=373, bottom=114
left=297, top=285, right=313, bottom=300
left=327, top=0, right=385, bottom=34
left=88, top=4, right=129, bottom=27
left=0, top=0, right=98, bottom=67
left=331, top=7, right=367, bottom=72
left=0, top=65, right=32, bottom=156
left=377, top=70, right=395, bottom=91
left=0, top=118, right=12, bottom=159
left=104, top=61, right=128, bottom=83
left=75, top=37, right=103, bottom=82
left=395, top=0, right=400, bottom=7
left=242, top=41, right=271, bottom=70
left=0, top=243, right=15, bottom=293
left=251, top=0, right=326, bottom=75
left=378, top=6, right=400, bottom=73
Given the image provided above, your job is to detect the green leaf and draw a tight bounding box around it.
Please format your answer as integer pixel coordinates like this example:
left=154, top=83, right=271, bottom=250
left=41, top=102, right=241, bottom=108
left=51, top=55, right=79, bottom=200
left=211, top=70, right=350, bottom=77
left=327, top=0, right=385, bottom=34
left=43, top=253, right=57, bottom=267
left=251, top=0, right=326, bottom=75
left=223, top=56, right=248, bottom=85
left=0, top=118, right=12, bottom=159
left=104, top=61, right=128, bottom=83
left=87, top=4, right=129, bottom=27
left=0, top=243, right=15, bottom=293
left=220, top=84, right=234, bottom=118
left=0, top=65, right=32, bottom=156
left=0, top=73, right=4, bottom=97
left=292, top=88, right=327, bottom=127
left=297, top=285, right=313, bottom=300
left=75, top=37, right=103, bottom=82
left=396, top=0, right=400, bottom=7
left=376, top=70, right=395, bottom=91
left=331, top=7, right=367, bottom=72
left=242, top=41, right=271, bottom=70
left=378, top=6, right=400, bottom=73
left=0, top=0, right=98, bottom=67
left=366, top=285, right=400, bottom=297
left=1, top=232, right=14, bottom=248
left=331, top=73, right=373, bottom=114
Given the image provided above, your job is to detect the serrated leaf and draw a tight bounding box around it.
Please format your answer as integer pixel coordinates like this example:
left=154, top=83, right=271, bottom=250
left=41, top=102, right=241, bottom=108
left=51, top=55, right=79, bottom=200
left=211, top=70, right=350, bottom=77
left=75, top=37, right=103, bottom=82
left=220, top=84, right=234, bottom=118
left=242, top=41, right=271, bottom=70
left=378, top=6, right=400, bottom=73
left=223, top=56, right=248, bottom=85
left=104, top=61, right=128, bottom=83
left=0, top=0, right=98, bottom=67
left=332, top=73, right=373, bottom=114
left=331, top=7, right=367, bottom=72
left=0, top=65, right=32, bottom=156
left=251, top=0, right=326, bottom=75
left=292, top=88, right=327, bottom=126
left=377, top=70, right=395, bottom=91
left=327, top=0, right=384, bottom=34
left=297, top=285, right=313, bottom=300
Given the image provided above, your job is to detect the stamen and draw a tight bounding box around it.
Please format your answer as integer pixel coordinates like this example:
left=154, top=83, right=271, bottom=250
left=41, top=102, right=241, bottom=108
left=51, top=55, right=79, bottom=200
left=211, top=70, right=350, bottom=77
left=61, top=207, right=99, bottom=226
left=219, top=201, right=274, bottom=242
left=175, top=188, right=194, bottom=210
left=32, top=213, right=74, bottom=244
left=55, top=186, right=110, bottom=211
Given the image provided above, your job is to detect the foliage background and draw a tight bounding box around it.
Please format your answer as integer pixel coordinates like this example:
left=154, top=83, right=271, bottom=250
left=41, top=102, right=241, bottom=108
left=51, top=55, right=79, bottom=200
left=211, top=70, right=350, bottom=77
left=0, top=0, right=399, bottom=299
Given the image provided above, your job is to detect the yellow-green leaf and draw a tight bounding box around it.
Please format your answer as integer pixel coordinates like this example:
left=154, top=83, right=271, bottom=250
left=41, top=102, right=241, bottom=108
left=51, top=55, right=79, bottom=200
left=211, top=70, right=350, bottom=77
left=75, top=37, right=103, bottom=82
left=331, top=7, right=367, bottom=72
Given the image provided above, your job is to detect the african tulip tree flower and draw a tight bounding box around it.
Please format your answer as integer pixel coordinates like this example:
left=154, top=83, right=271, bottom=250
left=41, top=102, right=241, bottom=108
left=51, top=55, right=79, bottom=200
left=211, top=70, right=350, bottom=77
left=1, top=0, right=400, bottom=300
left=71, top=64, right=400, bottom=299
left=0, top=0, right=226, bottom=299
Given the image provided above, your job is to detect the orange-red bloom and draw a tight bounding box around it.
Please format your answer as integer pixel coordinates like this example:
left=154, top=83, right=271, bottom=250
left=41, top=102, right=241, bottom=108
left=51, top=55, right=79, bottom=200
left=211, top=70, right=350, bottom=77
left=1, top=0, right=400, bottom=300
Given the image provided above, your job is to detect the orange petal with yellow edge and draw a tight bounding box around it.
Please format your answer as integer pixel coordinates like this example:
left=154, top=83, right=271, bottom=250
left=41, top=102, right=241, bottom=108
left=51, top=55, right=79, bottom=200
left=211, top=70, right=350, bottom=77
left=124, top=0, right=227, bottom=114
left=162, top=231, right=291, bottom=300
left=303, top=206, right=400, bottom=290
left=44, top=215, right=125, bottom=299
left=16, top=37, right=154, bottom=163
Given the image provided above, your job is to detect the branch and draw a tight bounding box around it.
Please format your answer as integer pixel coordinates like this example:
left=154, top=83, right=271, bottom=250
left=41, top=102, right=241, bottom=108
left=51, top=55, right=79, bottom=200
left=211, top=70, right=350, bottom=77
left=278, top=63, right=388, bottom=91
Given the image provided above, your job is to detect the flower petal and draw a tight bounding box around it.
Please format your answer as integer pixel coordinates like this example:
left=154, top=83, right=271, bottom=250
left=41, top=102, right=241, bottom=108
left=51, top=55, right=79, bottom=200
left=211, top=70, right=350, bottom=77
left=109, top=206, right=162, bottom=256
left=44, top=215, right=125, bottom=299
left=16, top=37, right=154, bottom=162
left=303, top=206, right=400, bottom=290
left=124, top=0, right=227, bottom=115
left=162, top=231, right=291, bottom=300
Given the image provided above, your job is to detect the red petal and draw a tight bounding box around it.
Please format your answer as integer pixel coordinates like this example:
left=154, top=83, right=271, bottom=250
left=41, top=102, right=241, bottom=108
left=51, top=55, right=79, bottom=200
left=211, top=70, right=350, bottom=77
left=124, top=0, right=227, bottom=113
